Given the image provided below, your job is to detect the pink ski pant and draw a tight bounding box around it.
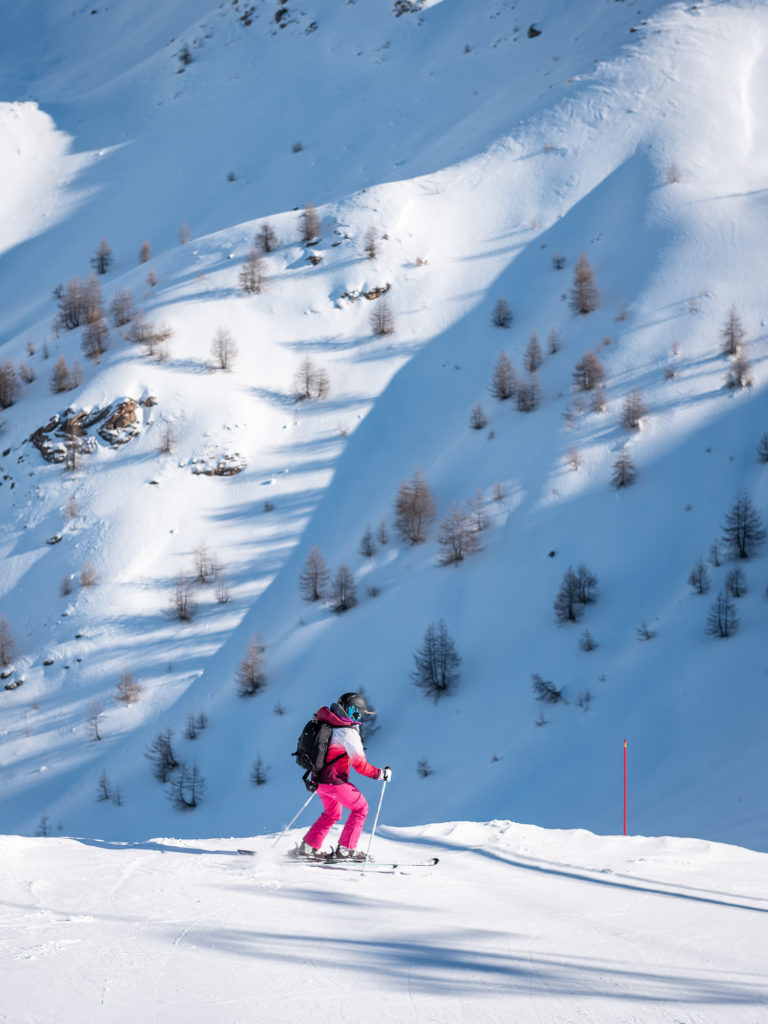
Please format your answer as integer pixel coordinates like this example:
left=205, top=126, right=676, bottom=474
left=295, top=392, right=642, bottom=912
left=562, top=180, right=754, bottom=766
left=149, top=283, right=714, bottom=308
left=303, top=782, right=369, bottom=851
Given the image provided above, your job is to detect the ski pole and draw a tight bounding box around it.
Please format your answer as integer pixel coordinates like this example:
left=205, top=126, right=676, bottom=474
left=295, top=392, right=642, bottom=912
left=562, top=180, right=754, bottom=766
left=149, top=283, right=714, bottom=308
left=271, top=790, right=316, bottom=848
left=362, top=779, right=387, bottom=875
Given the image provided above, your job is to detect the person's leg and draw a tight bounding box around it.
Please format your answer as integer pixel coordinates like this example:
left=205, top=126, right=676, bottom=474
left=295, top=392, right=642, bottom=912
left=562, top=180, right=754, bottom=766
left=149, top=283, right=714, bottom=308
left=335, top=783, right=369, bottom=851
left=303, top=786, right=343, bottom=850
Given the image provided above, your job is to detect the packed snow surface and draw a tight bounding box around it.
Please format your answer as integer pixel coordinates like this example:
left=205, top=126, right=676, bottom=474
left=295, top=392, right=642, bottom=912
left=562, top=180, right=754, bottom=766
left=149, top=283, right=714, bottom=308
left=3, top=822, right=767, bottom=1024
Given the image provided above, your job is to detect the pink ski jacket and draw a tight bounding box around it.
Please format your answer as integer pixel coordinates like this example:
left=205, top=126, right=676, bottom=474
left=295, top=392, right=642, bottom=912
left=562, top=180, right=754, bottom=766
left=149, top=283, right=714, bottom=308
left=316, top=705, right=381, bottom=785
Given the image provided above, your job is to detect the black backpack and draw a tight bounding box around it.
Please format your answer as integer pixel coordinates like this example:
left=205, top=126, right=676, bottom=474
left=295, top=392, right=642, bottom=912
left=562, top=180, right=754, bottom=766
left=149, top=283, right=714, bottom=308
left=292, top=717, right=344, bottom=791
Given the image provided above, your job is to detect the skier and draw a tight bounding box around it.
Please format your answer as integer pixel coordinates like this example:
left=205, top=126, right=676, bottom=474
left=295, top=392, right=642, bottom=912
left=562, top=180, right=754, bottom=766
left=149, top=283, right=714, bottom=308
left=295, top=692, right=392, bottom=861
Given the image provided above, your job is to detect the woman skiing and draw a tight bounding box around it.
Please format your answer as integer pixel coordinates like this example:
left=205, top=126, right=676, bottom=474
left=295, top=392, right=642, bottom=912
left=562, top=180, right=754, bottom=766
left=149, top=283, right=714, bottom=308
left=296, top=692, right=391, bottom=861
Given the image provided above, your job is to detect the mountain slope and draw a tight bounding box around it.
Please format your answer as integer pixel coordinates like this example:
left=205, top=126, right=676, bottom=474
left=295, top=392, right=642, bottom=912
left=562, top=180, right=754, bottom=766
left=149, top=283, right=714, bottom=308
left=0, top=0, right=766, bottom=849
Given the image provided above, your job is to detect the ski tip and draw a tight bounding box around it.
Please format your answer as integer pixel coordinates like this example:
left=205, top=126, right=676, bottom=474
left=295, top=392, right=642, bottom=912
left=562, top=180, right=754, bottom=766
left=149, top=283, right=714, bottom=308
left=236, top=848, right=255, bottom=856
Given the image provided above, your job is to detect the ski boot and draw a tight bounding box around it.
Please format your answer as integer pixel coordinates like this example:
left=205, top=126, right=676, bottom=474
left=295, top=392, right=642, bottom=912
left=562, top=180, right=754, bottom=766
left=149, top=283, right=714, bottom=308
left=290, top=841, right=328, bottom=860
left=328, top=845, right=369, bottom=863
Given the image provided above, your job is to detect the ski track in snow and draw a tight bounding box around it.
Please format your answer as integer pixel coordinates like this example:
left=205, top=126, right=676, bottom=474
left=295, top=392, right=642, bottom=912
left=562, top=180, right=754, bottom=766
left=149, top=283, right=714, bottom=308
left=2, top=824, right=768, bottom=1023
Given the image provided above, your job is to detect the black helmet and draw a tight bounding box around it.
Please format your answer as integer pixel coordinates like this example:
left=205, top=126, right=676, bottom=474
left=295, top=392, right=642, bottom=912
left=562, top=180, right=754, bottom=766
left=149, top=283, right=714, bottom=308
left=338, top=692, right=370, bottom=721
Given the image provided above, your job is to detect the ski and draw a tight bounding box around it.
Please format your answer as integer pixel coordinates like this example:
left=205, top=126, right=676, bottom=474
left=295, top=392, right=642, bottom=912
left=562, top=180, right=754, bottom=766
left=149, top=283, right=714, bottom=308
left=235, top=849, right=439, bottom=869
left=291, top=856, right=440, bottom=870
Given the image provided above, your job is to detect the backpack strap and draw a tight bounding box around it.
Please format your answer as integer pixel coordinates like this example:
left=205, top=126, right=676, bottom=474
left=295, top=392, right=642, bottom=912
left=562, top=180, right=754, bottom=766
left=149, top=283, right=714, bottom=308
left=304, top=750, right=345, bottom=791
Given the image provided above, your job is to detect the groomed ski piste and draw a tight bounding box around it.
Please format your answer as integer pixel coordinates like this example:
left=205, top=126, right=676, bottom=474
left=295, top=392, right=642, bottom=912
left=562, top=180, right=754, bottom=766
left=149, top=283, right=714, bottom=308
left=2, top=0, right=768, bottom=1019
left=3, top=821, right=768, bottom=1023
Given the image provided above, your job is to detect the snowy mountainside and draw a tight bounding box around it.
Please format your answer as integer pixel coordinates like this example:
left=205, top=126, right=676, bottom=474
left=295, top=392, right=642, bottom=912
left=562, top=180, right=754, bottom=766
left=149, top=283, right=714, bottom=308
left=0, top=0, right=767, bottom=849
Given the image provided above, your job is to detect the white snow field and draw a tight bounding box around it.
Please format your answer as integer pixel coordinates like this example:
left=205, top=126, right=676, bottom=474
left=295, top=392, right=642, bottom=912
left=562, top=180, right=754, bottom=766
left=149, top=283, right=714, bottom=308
left=2, top=822, right=768, bottom=1024
left=1, top=3, right=768, bottom=1013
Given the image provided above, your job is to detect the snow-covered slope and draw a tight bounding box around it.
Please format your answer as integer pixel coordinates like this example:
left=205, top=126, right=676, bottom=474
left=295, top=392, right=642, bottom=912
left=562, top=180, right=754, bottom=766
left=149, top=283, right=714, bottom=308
left=3, top=822, right=768, bottom=1024
left=0, top=0, right=767, bottom=850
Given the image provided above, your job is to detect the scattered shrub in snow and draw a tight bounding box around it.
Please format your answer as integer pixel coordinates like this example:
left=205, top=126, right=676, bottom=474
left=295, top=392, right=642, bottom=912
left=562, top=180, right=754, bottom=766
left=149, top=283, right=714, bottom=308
left=236, top=633, right=267, bottom=696
left=109, top=288, right=135, bottom=327
left=250, top=755, right=269, bottom=786
left=469, top=404, right=487, bottom=430
left=114, top=671, right=142, bottom=704
left=756, top=433, right=768, bottom=462
left=359, top=525, right=376, bottom=559
left=719, top=305, right=746, bottom=357
left=215, top=577, right=232, bottom=604
left=256, top=223, right=278, bottom=253
left=636, top=621, right=656, bottom=641
left=97, top=771, right=112, bottom=802
left=146, top=728, right=179, bottom=783
left=721, top=490, right=765, bottom=560
left=725, top=567, right=747, bottom=599
left=210, top=327, right=238, bottom=371
left=567, top=446, right=582, bottom=471
left=158, top=422, right=177, bottom=455
left=329, top=564, right=357, bottom=612
left=611, top=450, right=637, bottom=489
left=376, top=517, right=390, bottom=546
left=239, top=248, right=267, bottom=294
left=192, top=542, right=220, bottom=584
left=553, top=565, right=598, bottom=624
left=168, top=762, right=206, bottom=810
left=139, top=241, right=151, bottom=263
left=0, top=361, right=20, bottom=408
left=569, top=252, right=599, bottom=315
left=489, top=351, right=516, bottom=401
left=666, top=162, right=682, bottom=184
left=0, top=615, right=17, bottom=666
left=417, top=759, right=434, bottom=778
left=491, top=298, right=513, bottom=328
left=572, top=351, right=605, bottom=392
left=50, top=356, right=81, bottom=394
left=170, top=576, right=196, bottom=621
left=363, top=227, right=379, bottom=261
left=300, top=203, right=321, bottom=244
left=411, top=619, right=461, bottom=700
left=547, top=327, right=562, bottom=354
left=576, top=689, right=593, bottom=711
left=688, top=557, right=710, bottom=595
left=579, top=629, right=598, bottom=652
left=706, top=590, right=739, bottom=638
left=590, top=386, right=607, bottom=413
left=532, top=674, right=565, bottom=704
left=55, top=276, right=102, bottom=332
left=725, top=348, right=752, bottom=390
left=35, top=815, right=51, bottom=837
left=80, top=561, right=99, bottom=587
left=293, top=357, right=330, bottom=400
left=81, top=317, right=110, bottom=362
left=552, top=251, right=566, bottom=270
left=299, top=546, right=330, bottom=602
left=620, top=389, right=648, bottom=431
left=90, top=238, right=114, bottom=275
left=394, top=468, right=437, bottom=544
left=370, top=298, right=395, bottom=336
left=86, top=700, right=104, bottom=742
left=524, top=331, right=543, bottom=373
left=18, top=360, right=35, bottom=384
left=184, top=710, right=208, bottom=740
left=437, top=502, right=483, bottom=566
left=708, top=540, right=722, bottom=567
left=516, top=372, right=541, bottom=412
